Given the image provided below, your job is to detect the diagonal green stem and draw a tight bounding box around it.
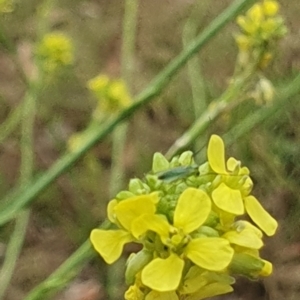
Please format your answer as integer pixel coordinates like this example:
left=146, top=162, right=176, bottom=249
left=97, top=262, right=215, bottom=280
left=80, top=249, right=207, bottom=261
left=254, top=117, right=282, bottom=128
left=183, top=0, right=208, bottom=118
left=0, top=0, right=256, bottom=227
left=24, top=221, right=111, bottom=300
left=165, top=62, right=255, bottom=159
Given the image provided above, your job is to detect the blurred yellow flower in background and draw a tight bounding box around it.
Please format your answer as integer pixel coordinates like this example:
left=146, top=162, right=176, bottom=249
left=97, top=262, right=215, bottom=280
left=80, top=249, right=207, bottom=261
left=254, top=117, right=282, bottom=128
left=36, top=32, right=74, bottom=73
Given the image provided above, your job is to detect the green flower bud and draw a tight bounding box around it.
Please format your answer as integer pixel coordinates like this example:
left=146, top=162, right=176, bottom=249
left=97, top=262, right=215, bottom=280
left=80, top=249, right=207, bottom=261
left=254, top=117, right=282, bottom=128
left=199, top=162, right=211, bottom=175
left=178, top=151, right=194, bottom=166
left=129, top=178, right=145, bottom=194
left=152, top=152, right=170, bottom=173
left=228, top=253, right=265, bottom=279
left=125, top=249, right=153, bottom=285
left=115, top=190, right=135, bottom=200
left=193, top=226, right=220, bottom=238
left=203, top=211, right=220, bottom=227
left=174, top=182, right=189, bottom=194
left=145, top=174, right=162, bottom=190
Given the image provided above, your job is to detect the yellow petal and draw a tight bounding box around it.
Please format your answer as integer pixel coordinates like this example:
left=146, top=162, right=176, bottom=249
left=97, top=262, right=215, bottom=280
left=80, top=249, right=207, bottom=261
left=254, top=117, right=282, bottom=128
left=107, top=199, right=118, bottom=223
left=260, top=260, right=273, bottom=276
left=185, top=238, right=234, bottom=271
left=263, top=1, right=279, bottom=16
left=145, top=290, right=179, bottom=300
left=248, top=4, right=263, bottom=23
left=115, top=193, right=159, bottom=231
left=234, top=220, right=263, bottom=238
left=90, top=229, right=133, bottom=264
left=212, top=183, right=244, bottom=215
left=141, top=253, right=184, bottom=292
left=223, top=229, right=263, bottom=249
left=185, top=282, right=233, bottom=300
left=131, top=214, right=170, bottom=242
left=244, top=195, right=278, bottom=236
left=207, top=135, right=228, bottom=174
left=174, top=188, right=211, bottom=233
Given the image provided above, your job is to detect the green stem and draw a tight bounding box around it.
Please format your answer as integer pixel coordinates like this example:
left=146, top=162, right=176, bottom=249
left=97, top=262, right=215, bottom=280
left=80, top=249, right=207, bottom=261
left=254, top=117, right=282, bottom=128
left=0, top=211, right=30, bottom=299
left=0, top=82, right=37, bottom=299
left=121, top=0, right=138, bottom=87
left=107, top=1, right=139, bottom=299
left=24, top=220, right=111, bottom=300
left=183, top=0, right=207, bottom=118
left=0, top=103, right=23, bottom=145
left=223, top=73, right=300, bottom=145
left=0, top=0, right=255, bottom=227
left=165, top=61, right=255, bottom=159
left=109, top=0, right=139, bottom=198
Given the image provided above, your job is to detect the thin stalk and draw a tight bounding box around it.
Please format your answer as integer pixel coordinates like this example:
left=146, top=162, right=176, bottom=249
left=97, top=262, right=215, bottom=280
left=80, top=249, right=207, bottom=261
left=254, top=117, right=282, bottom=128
left=0, top=102, right=23, bottom=144
left=107, top=1, right=139, bottom=299
left=0, top=82, right=37, bottom=298
left=0, top=211, right=30, bottom=298
left=183, top=0, right=208, bottom=118
left=223, top=73, right=300, bottom=145
left=165, top=60, right=256, bottom=159
left=24, top=221, right=110, bottom=300
left=109, top=0, right=138, bottom=199
left=0, top=0, right=255, bottom=227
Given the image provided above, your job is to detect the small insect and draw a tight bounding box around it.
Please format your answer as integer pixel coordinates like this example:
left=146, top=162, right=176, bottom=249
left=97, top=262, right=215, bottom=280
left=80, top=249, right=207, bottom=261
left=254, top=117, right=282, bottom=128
left=155, top=165, right=246, bottom=184
left=155, top=165, right=199, bottom=183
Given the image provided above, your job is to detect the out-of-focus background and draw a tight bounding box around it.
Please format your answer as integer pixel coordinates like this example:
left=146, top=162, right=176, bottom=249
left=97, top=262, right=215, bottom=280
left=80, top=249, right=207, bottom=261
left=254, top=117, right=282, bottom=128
left=0, top=0, right=300, bottom=299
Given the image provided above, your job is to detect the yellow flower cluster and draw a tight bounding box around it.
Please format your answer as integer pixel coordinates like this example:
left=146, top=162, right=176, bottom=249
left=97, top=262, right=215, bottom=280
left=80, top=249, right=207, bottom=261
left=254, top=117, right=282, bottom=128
left=87, top=74, right=132, bottom=117
left=90, top=135, right=277, bottom=300
left=235, top=0, right=286, bottom=68
left=36, top=32, right=74, bottom=73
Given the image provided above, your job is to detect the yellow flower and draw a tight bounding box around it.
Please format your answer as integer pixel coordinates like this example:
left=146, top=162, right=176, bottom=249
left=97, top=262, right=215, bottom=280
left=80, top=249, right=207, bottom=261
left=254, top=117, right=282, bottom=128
left=90, top=193, right=159, bottom=264
left=207, top=135, right=278, bottom=236
left=88, top=75, right=132, bottom=116
left=131, top=188, right=234, bottom=292
left=36, top=32, right=73, bottom=73
left=263, top=1, right=279, bottom=16
left=87, top=74, right=110, bottom=95
left=247, top=3, right=264, bottom=24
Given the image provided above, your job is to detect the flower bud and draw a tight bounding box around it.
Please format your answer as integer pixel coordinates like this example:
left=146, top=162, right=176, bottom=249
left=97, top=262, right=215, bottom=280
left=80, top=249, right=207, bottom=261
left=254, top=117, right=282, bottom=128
left=152, top=152, right=170, bottom=173
left=228, top=253, right=266, bottom=278
left=125, top=249, right=153, bottom=285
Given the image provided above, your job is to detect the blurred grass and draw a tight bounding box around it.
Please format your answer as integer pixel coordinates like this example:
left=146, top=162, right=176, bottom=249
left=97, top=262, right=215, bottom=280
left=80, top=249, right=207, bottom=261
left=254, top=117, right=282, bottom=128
left=0, top=0, right=300, bottom=299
